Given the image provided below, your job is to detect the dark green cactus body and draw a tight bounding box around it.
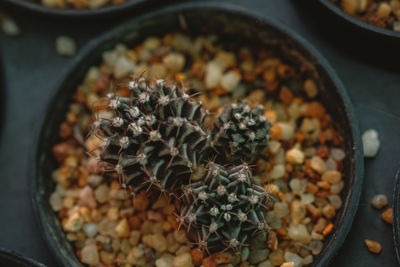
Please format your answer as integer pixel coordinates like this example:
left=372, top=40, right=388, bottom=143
left=177, top=162, right=271, bottom=253
left=94, top=78, right=210, bottom=193
left=213, top=102, right=270, bottom=163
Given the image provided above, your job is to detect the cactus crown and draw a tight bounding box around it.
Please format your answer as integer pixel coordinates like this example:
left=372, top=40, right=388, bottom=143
left=213, top=101, right=270, bottom=163
left=177, top=162, right=272, bottom=253
left=93, top=78, right=210, bottom=194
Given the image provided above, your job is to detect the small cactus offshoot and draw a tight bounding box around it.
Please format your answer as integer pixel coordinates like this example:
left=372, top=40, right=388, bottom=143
left=176, top=162, right=272, bottom=253
left=92, top=78, right=210, bottom=194
left=212, top=101, right=270, bottom=163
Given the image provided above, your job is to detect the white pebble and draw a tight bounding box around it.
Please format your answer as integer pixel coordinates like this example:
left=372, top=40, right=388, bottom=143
left=288, top=224, right=311, bottom=244
left=205, top=61, right=223, bottom=89
left=163, top=53, right=185, bottom=73
left=83, top=223, right=98, bottom=238
left=371, top=194, right=388, bottom=209
left=300, top=193, right=315, bottom=205
left=289, top=178, right=308, bottom=195
left=114, top=56, right=135, bottom=79
left=273, top=202, right=289, bottom=218
left=277, top=122, right=295, bottom=140
left=328, top=194, right=342, bottom=209
left=362, top=129, right=380, bottom=157
left=55, top=36, right=77, bottom=57
left=330, top=148, right=345, bottom=161
left=284, top=252, right=303, bottom=267
left=268, top=164, right=285, bottom=180
left=220, top=70, right=241, bottom=92
left=1, top=17, right=20, bottom=36
left=49, top=192, right=63, bottom=211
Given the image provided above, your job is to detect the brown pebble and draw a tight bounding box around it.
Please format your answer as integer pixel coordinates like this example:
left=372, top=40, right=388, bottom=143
left=381, top=208, right=393, bottom=224
left=190, top=249, right=204, bottom=266
left=364, top=239, right=382, bottom=254
left=281, top=262, right=295, bottom=267
left=59, top=122, right=73, bottom=139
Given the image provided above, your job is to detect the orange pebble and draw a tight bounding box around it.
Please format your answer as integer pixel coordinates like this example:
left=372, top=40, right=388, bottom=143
left=270, top=124, right=282, bottom=140
left=305, top=102, right=326, bottom=119
left=322, top=223, right=334, bottom=236
left=364, top=239, right=382, bottom=254
left=316, top=181, right=331, bottom=190
left=294, top=133, right=305, bottom=143
left=381, top=208, right=393, bottom=224
left=279, top=86, right=294, bottom=105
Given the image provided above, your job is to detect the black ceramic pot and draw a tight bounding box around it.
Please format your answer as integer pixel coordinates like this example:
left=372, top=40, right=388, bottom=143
left=30, top=2, right=364, bottom=266
left=0, top=249, right=45, bottom=267
left=319, top=0, right=400, bottom=40
left=2, top=0, right=157, bottom=18
left=393, top=169, right=400, bottom=264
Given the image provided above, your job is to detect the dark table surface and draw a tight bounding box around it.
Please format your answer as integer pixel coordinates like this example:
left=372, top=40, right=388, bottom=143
left=0, top=0, right=399, bottom=266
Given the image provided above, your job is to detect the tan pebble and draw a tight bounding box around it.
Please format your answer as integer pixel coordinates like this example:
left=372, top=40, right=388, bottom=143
left=281, top=262, right=295, bottom=267
left=129, top=230, right=141, bottom=246
left=286, top=148, right=304, bottom=164
left=63, top=211, right=83, bottom=232
left=176, top=246, right=191, bottom=255
left=322, top=204, right=336, bottom=219
left=81, top=244, right=99, bottom=265
left=364, top=239, right=382, bottom=254
left=147, top=210, right=163, bottom=221
left=174, top=230, right=190, bottom=244
left=304, top=79, right=318, bottom=98
left=321, top=170, right=341, bottom=184
left=167, top=233, right=180, bottom=253
left=155, top=254, right=174, bottom=267
left=310, top=156, right=326, bottom=174
left=246, top=89, right=265, bottom=108
left=107, top=207, right=119, bottom=221
left=269, top=249, right=284, bottom=266
left=377, top=3, right=392, bottom=18
left=314, top=218, right=328, bottom=233
left=290, top=200, right=306, bottom=224
left=115, top=218, right=130, bottom=238
left=100, top=250, right=115, bottom=265
left=381, top=208, right=393, bottom=224
left=173, top=252, right=193, bottom=267
left=330, top=181, right=344, bottom=194
left=163, top=52, right=186, bottom=73
left=142, top=234, right=168, bottom=252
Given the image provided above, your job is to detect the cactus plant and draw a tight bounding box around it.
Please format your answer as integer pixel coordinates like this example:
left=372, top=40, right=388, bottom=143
left=212, top=101, right=270, bottom=164
left=91, top=77, right=211, bottom=194
left=176, top=162, right=272, bottom=253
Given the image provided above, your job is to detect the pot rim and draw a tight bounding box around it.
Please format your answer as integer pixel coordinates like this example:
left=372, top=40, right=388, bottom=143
left=319, top=0, right=400, bottom=39
left=0, top=248, right=46, bottom=267
left=2, top=0, right=153, bottom=18
left=393, top=168, right=400, bottom=264
left=29, top=2, right=364, bottom=267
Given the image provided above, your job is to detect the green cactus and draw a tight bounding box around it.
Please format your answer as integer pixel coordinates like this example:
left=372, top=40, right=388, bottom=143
left=212, top=101, right=270, bottom=164
left=92, top=78, right=211, bottom=194
left=176, top=162, right=272, bottom=253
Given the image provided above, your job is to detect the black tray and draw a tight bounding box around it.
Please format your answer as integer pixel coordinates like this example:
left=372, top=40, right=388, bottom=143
left=0, top=0, right=399, bottom=266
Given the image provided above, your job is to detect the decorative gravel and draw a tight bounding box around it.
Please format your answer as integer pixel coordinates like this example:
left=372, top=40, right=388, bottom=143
left=332, top=0, right=400, bottom=31
left=49, top=32, right=347, bottom=266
